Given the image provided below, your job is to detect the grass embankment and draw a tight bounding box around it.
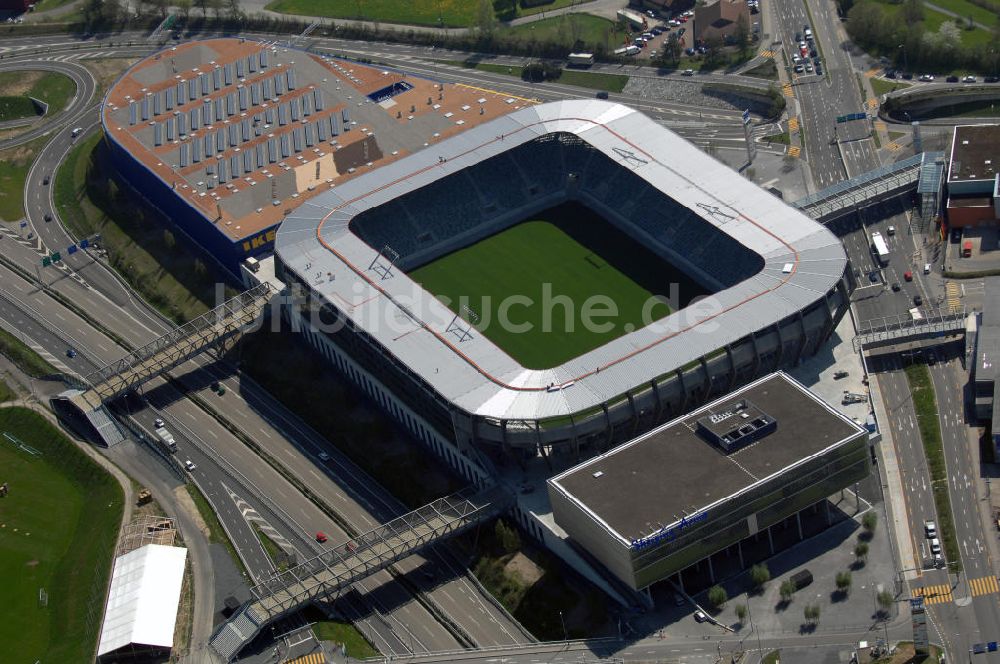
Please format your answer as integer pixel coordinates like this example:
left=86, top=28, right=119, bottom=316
left=871, top=0, right=992, bottom=47
left=0, top=135, right=50, bottom=222
left=53, top=132, right=218, bottom=324
left=410, top=214, right=673, bottom=368
left=0, top=327, right=59, bottom=378
left=301, top=605, right=379, bottom=658
left=904, top=364, right=962, bottom=571
left=265, top=0, right=592, bottom=27
left=870, top=78, right=911, bottom=97
left=763, top=131, right=791, bottom=144
left=502, top=13, right=627, bottom=51
left=184, top=484, right=250, bottom=578
left=0, top=378, right=15, bottom=402
left=252, top=523, right=290, bottom=572
left=0, top=71, right=76, bottom=122
left=0, top=407, right=123, bottom=663
left=238, top=328, right=463, bottom=509
left=742, top=60, right=778, bottom=80
left=455, top=60, right=629, bottom=92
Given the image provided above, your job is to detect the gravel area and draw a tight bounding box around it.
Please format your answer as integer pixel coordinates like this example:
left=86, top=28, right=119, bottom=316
left=623, top=75, right=771, bottom=114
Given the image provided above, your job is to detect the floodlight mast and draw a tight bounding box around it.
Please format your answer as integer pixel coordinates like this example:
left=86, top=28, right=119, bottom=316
left=368, top=244, right=400, bottom=280
left=447, top=304, right=479, bottom=343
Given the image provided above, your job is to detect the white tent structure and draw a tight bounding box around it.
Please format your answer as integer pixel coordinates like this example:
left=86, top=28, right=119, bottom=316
left=97, top=543, right=187, bottom=660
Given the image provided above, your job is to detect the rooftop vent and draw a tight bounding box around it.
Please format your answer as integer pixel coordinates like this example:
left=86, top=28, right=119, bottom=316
left=696, top=399, right=777, bottom=452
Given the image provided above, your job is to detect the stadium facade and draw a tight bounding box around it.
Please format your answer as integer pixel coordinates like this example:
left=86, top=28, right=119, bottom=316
left=273, top=100, right=854, bottom=477
left=548, top=371, right=870, bottom=595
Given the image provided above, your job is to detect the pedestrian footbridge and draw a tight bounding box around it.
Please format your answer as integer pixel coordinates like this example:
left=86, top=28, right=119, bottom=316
left=209, top=485, right=512, bottom=661
left=853, top=308, right=968, bottom=352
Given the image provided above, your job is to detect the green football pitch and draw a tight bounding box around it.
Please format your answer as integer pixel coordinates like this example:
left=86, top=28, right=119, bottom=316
left=0, top=407, right=123, bottom=662
left=409, top=205, right=697, bottom=369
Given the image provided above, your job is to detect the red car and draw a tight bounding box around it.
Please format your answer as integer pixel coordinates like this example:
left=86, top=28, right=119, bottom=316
left=315, top=532, right=328, bottom=543
left=904, top=271, right=913, bottom=281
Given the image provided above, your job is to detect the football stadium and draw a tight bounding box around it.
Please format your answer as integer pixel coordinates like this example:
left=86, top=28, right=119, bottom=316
left=273, top=99, right=854, bottom=477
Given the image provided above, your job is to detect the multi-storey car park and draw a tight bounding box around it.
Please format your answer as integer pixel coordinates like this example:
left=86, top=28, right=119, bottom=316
left=548, top=371, right=871, bottom=600
left=101, top=38, right=529, bottom=277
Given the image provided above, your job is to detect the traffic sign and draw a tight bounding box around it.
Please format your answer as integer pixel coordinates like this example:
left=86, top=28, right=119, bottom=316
left=742, top=108, right=751, bottom=125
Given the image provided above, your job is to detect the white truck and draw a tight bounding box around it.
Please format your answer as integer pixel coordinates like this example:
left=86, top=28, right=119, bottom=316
left=870, top=231, right=890, bottom=266
left=614, top=45, right=641, bottom=57
left=155, top=427, right=178, bottom=453
left=568, top=52, right=595, bottom=67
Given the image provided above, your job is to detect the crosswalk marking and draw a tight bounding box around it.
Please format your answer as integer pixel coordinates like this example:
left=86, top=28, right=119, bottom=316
left=946, top=282, right=961, bottom=313
left=788, top=117, right=799, bottom=132
left=788, top=145, right=801, bottom=157
left=866, top=98, right=878, bottom=110
left=758, top=49, right=776, bottom=58
left=865, top=68, right=881, bottom=79
left=782, top=83, right=794, bottom=98
left=285, top=653, right=326, bottom=664
left=913, top=583, right=953, bottom=605
left=970, top=575, right=999, bottom=597
left=886, top=141, right=902, bottom=152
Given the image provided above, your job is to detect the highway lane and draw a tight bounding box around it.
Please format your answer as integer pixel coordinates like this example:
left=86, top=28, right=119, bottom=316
left=0, top=59, right=97, bottom=150
left=0, top=228, right=526, bottom=653
left=929, top=359, right=1000, bottom=662
left=0, top=266, right=431, bottom=657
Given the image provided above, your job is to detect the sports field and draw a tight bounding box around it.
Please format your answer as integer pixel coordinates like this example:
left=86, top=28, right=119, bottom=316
left=410, top=203, right=702, bottom=368
left=0, top=407, right=123, bottom=662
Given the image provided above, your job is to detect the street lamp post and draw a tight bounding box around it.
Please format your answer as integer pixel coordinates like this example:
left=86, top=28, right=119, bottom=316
left=898, top=43, right=908, bottom=72
left=559, top=610, right=568, bottom=641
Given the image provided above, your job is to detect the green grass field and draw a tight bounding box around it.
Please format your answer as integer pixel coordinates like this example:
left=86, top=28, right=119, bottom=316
left=410, top=206, right=686, bottom=369
left=502, top=13, right=626, bottom=51
left=0, top=407, right=123, bottom=663
left=265, top=0, right=478, bottom=26
left=453, top=60, right=629, bottom=92
left=0, top=135, right=50, bottom=222
left=870, top=78, right=910, bottom=97
left=0, top=71, right=76, bottom=120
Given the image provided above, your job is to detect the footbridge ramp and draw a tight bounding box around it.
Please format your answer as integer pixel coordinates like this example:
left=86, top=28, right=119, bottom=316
left=210, top=485, right=512, bottom=661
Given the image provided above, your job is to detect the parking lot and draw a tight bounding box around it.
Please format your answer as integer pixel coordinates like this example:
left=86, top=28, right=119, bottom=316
left=627, top=0, right=760, bottom=62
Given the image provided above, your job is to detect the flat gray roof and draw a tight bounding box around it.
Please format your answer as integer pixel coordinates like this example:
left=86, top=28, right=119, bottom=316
left=275, top=100, right=848, bottom=421
left=549, top=372, right=865, bottom=545
left=949, top=124, right=1000, bottom=183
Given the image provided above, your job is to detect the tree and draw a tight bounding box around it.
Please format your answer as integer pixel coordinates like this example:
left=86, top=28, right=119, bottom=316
left=193, top=0, right=209, bottom=17
left=735, top=604, right=747, bottom=624
left=804, top=604, right=820, bottom=624
left=836, top=571, right=852, bottom=594
left=476, top=0, right=496, bottom=38
left=163, top=229, right=176, bottom=250
left=734, top=14, right=752, bottom=58
left=750, top=563, right=771, bottom=590
left=779, top=579, right=796, bottom=602
left=862, top=511, right=878, bottom=535
left=876, top=589, right=894, bottom=616
left=175, top=0, right=192, bottom=24
left=902, top=0, right=924, bottom=26
left=494, top=519, right=520, bottom=554
left=854, top=541, right=869, bottom=563
left=708, top=585, right=728, bottom=609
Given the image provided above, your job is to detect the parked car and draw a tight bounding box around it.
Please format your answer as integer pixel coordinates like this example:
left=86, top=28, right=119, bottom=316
left=946, top=75, right=959, bottom=83
left=964, top=75, right=977, bottom=82
left=869, top=271, right=880, bottom=283
left=815, top=64, right=823, bottom=74
left=805, top=63, right=813, bottom=73
left=833, top=370, right=849, bottom=379
left=901, top=72, right=914, bottom=80
left=694, top=610, right=709, bottom=623
left=316, top=531, right=329, bottom=543
left=914, top=294, right=923, bottom=306
left=794, top=64, right=804, bottom=73
left=682, top=68, right=694, bottom=76
left=794, top=32, right=802, bottom=41
left=887, top=225, right=896, bottom=235
left=924, top=262, right=932, bottom=274
left=891, top=282, right=901, bottom=292
left=885, top=69, right=897, bottom=79
left=596, top=91, right=609, bottom=99
left=930, top=537, right=942, bottom=555
left=927, top=350, right=937, bottom=365
left=919, top=74, right=934, bottom=81
left=986, top=76, right=999, bottom=83
left=904, top=271, right=913, bottom=281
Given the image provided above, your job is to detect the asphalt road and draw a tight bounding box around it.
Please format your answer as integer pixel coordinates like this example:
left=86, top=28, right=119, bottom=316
left=0, top=59, right=97, bottom=150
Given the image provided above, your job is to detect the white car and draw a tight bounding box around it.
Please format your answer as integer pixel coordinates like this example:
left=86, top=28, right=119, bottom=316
left=964, top=75, right=977, bottom=83
left=887, top=225, right=895, bottom=235
left=919, top=74, right=935, bottom=82
left=929, top=537, right=941, bottom=555
left=924, top=520, right=936, bottom=537
left=184, top=459, right=197, bottom=472
left=318, top=451, right=331, bottom=462
left=154, top=418, right=165, bottom=428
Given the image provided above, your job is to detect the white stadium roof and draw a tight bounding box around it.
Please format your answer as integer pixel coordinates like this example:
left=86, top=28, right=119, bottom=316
left=275, top=100, right=847, bottom=421
left=98, top=544, right=187, bottom=656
